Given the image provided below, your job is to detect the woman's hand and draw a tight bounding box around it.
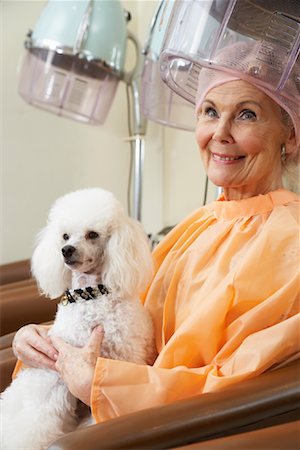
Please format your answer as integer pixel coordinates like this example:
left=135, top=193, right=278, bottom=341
left=12, top=324, right=58, bottom=370
left=51, top=326, right=104, bottom=406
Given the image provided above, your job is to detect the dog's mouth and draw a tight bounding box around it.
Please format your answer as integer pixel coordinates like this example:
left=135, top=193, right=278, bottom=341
left=64, top=258, right=95, bottom=272
left=83, top=267, right=96, bottom=274
left=64, top=259, right=81, bottom=267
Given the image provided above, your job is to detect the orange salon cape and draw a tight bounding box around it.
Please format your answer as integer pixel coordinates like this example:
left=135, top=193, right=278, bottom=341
left=91, top=189, right=300, bottom=422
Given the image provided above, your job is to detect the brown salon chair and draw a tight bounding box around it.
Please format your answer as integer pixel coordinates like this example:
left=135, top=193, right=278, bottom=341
left=175, top=420, right=300, bottom=449
left=48, top=358, right=300, bottom=450
left=0, top=259, right=31, bottom=286
left=0, top=259, right=57, bottom=391
left=1, top=261, right=299, bottom=450
left=0, top=259, right=57, bottom=336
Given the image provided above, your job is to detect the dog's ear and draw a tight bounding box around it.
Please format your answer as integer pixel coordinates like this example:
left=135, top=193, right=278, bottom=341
left=102, top=216, right=154, bottom=298
left=31, top=224, right=71, bottom=299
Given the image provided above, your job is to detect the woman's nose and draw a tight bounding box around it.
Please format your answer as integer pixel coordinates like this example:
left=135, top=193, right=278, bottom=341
left=212, top=119, right=234, bottom=144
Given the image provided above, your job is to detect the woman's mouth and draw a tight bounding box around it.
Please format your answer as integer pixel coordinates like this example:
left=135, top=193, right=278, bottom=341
left=211, top=153, right=245, bottom=164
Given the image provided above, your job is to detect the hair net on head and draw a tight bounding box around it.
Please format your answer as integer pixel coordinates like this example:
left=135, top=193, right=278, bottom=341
left=195, top=41, right=300, bottom=162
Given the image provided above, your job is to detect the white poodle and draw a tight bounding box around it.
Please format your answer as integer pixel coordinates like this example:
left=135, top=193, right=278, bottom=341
left=0, top=188, right=156, bottom=450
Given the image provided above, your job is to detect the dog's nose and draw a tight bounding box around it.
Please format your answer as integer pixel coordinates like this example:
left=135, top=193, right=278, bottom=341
left=62, top=245, right=76, bottom=258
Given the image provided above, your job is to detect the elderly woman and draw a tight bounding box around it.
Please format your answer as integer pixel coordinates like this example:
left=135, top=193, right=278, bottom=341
left=12, top=50, right=300, bottom=422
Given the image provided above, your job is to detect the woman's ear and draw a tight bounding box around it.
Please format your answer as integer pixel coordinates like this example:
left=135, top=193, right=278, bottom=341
left=285, top=126, right=297, bottom=161
left=31, top=224, right=71, bottom=299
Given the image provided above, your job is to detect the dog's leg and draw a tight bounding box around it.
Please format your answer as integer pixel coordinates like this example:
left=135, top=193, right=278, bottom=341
left=1, top=368, right=78, bottom=450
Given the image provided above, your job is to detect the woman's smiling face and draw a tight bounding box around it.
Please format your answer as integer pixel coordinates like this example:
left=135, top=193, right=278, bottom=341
left=196, top=80, right=293, bottom=200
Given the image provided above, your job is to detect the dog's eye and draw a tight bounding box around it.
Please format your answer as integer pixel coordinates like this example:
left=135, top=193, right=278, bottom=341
left=63, top=233, right=69, bottom=241
left=87, top=231, right=99, bottom=240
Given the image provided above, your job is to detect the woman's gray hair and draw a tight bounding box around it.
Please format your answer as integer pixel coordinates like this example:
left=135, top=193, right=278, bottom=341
left=283, top=164, right=300, bottom=194
left=280, top=107, right=294, bottom=129
left=279, top=107, right=300, bottom=194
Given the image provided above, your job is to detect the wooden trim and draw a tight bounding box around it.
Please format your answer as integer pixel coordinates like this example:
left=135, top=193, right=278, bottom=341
left=0, top=260, right=31, bottom=285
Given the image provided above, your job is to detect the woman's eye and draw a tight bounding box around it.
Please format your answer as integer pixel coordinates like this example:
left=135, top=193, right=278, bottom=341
left=239, top=109, right=256, bottom=120
left=63, top=233, right=69, bottom=241
left=204, top=107, right=218, bottom=118
left=87, top=231, right=99, bottom=240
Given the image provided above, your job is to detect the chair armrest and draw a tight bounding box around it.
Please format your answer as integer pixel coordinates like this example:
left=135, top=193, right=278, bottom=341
left=0, top=347, right=16, bottom=392
left=176, top=420, right=300, bottom=449
left=0, top=331, right=16, bottom=350
left=0, top=278, right=57, bottom=336
left=0, top=321, right=54, bottom=392
left=49, top=359, right=300, bottom=450
left=0, top=259, right=31, bottom=285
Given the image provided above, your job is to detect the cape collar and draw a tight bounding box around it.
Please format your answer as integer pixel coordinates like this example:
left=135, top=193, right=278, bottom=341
left=212, top=189, right=299, bottom=220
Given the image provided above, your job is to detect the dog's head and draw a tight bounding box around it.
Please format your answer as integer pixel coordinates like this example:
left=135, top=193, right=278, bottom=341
left=31, top=188, right=154, bottom=299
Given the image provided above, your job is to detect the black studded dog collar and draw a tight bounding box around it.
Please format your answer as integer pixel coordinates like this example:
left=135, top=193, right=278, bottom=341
left=60, top=284, right=110, bottom=305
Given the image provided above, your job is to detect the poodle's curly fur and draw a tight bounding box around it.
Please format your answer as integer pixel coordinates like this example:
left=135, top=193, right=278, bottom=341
left=1, top=188, right=156, bottom=450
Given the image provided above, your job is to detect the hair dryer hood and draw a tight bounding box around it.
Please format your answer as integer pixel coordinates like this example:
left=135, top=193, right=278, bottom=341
left=18, top=0, right=128, bottom=124
left=141, top=0, right=195, bottom=131
left=160, top=0, right=300, bottom=109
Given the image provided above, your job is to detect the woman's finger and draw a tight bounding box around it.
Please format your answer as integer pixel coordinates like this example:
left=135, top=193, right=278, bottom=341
left=12, top=324, right=57, bottom=368
left=28, top=347, right=57, bottom=370
left=29, top=335, right=58, bottom=360
left=50, top=335, right=69, bottom=353
left=85, top=326, right=104, bottom=355
left=16, top=343, right=57, bottom=370
left=13, top=330, right=57, bottom=361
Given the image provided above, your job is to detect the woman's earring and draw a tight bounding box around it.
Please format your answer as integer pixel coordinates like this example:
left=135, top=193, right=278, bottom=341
left=281, top=144, right=287, bottom=162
